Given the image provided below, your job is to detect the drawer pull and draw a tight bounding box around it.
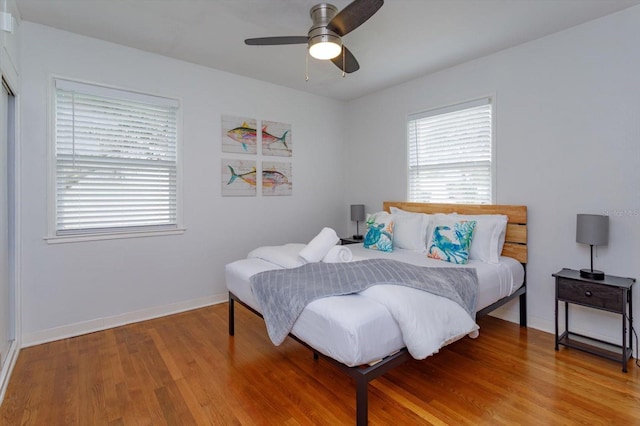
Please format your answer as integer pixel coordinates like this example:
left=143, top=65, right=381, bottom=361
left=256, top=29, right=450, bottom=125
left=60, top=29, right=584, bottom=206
left=585, top=290, right=592, bottom=297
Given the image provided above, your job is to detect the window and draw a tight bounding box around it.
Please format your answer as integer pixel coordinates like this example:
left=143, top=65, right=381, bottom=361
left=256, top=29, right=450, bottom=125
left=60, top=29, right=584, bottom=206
left=407, top=98, right=493, bottom=204
left=52, top=79, right=180, bottom=238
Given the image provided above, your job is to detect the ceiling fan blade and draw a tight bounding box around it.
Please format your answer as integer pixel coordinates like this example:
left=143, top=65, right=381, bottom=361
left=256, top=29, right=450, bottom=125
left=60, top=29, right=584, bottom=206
left=327, top=0, right=384, bottom=37
left=245, top=36, right=308, bottom=46
left=330, top=46, right=360, bottom=73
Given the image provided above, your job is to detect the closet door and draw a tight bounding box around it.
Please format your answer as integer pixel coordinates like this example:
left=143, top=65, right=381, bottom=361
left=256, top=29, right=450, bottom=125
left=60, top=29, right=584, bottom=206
left=0, top=81, right=12, bottom=369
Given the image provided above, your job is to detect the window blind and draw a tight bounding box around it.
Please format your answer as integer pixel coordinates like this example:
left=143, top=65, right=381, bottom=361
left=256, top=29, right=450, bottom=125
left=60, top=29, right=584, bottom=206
left=54, top=79, right=179, bottom=235
left=408, top=98, right=492, bottom=204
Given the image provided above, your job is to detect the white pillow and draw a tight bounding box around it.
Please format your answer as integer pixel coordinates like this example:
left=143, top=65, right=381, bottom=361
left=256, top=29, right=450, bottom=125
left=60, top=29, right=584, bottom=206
left=452, top=214, right=508, bottom=263
left=392, top=213, right=424, bottom=251
left=389, top=207, right=431, bottom=252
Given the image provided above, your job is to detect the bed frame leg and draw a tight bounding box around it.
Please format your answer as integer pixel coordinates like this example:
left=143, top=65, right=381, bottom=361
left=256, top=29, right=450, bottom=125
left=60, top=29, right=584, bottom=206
left=229, top=293, right=235, bottom=336
left=355, top=377, right=368, bottom=426
left=519, top=291, right=527, bottom=327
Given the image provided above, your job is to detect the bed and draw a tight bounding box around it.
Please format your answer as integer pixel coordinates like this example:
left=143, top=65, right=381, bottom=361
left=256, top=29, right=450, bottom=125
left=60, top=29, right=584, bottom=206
left=226, top=201, right=528, bottom=425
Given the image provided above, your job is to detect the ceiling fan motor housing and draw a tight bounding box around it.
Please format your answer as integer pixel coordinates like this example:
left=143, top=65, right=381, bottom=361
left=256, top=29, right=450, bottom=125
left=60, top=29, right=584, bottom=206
left=308, top=3, right=342, bottom=54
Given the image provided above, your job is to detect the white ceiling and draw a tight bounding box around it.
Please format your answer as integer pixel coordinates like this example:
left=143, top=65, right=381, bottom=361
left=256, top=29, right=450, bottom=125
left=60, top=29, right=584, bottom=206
left=15, top=0, right=640, bottom=101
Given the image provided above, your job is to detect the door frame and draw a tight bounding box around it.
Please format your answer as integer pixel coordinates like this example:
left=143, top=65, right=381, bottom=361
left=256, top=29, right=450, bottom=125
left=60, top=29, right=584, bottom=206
left=0, top=73, right=20, bottom=404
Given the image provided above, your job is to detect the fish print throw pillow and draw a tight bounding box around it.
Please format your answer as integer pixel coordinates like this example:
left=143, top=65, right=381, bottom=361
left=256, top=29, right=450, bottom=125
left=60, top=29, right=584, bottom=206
left=427, top=219, right=477, bottom=264
left=363, top=212, right=394, bottom=252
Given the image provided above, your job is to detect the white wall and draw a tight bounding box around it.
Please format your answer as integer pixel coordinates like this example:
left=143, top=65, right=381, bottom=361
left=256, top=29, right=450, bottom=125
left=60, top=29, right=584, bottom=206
left=344, top=6, right=640, bottom=343
left=20, top=22, right=348, bottom=345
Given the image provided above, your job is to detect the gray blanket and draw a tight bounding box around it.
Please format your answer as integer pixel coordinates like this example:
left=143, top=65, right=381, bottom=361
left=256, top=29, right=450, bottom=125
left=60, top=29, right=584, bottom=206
left=250, top=258, right=478, bottom=345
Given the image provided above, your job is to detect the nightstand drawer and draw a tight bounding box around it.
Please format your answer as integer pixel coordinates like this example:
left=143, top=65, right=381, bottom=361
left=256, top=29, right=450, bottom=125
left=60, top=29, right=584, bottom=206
left=557, top=278, right=623, bottom=311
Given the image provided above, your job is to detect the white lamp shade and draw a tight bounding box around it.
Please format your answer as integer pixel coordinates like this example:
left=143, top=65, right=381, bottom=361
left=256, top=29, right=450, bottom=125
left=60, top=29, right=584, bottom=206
left=576, top=214, right=609, bottom=246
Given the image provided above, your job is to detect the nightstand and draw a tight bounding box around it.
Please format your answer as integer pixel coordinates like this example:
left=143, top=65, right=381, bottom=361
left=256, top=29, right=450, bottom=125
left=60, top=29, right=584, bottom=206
left=553, top=268, right=634, bottom=372
left=339, top=237, right=362, bottom=245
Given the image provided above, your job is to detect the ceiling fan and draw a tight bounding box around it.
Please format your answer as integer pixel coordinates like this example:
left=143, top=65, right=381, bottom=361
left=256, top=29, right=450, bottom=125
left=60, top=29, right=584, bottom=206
left=244, top=0, right=384, bottom=74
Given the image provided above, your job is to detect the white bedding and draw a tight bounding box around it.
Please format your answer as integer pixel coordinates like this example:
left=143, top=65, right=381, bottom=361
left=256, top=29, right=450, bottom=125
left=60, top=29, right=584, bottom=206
left=226, top=245, right=524, bottom=367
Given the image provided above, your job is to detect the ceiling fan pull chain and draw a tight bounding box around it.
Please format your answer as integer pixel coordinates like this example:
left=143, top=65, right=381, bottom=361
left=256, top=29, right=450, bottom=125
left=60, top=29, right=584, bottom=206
left=305, top=50, right=309, bottom=82
left=342, top=48, right=346, bottom=78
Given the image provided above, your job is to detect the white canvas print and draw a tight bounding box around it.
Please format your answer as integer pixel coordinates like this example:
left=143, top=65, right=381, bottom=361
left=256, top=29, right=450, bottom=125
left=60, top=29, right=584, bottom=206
left=261, top=120, right=292, bottom=157
left=222, top=116, right=257, bottom=154
left=262, top=161, right=292, bottom=196
left=222, top=159, right=257, bottom=196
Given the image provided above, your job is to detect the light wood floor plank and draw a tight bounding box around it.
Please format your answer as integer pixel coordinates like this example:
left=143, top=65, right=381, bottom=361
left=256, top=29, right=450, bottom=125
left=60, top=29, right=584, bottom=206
left=1, top=303, right=639, bottom=425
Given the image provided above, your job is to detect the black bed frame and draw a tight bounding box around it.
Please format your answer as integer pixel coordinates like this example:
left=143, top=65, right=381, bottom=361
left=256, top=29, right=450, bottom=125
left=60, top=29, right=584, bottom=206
left=228, top=266, right=526, bottom=426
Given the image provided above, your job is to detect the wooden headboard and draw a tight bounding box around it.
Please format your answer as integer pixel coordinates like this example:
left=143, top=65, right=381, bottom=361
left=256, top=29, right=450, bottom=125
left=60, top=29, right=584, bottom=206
left=382, top=201, right=528, bottom=264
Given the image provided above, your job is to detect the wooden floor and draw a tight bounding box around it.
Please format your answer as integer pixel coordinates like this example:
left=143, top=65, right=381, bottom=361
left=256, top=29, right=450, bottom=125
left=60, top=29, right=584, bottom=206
left=1, top=303, right=639, bottom=425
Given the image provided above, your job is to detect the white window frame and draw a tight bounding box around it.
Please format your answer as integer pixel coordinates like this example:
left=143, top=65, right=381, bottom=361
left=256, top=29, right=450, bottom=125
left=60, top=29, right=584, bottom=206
left=46, top=77, right=184, bottom=243
left=407, top=97, right=496, bottom=204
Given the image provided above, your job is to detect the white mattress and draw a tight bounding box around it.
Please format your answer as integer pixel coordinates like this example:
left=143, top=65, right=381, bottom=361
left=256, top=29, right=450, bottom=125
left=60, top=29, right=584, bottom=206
left=225, top=246, right=524, bottom=367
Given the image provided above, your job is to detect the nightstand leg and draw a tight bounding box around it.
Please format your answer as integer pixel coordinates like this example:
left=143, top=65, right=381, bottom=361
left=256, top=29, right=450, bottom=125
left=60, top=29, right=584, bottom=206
left=622, top=289, right=631, bottom=373
left=622, top=309, right=627, bottom=372
left=555, top=297, right=559, bottom=351
left=564, top=301, right=568, bottom=336
left=629, top=289, right=633, bottom=358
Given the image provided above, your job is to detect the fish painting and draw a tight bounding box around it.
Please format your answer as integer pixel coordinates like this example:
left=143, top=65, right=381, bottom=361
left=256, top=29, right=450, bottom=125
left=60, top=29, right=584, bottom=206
left=222, top=159, right=257, bottom=196
left=226, top=165, right=290, bottom=189
left=262, top=161, right=292, bottom=196
left=262, top=168, right=290, bottom=188
left=226, top=165, right=257, bottom=186
left=262, top=126, right=289, bottom=150
left=262, top=120, right=292, bottom=157
left=226, top=122, right=258, bottom=152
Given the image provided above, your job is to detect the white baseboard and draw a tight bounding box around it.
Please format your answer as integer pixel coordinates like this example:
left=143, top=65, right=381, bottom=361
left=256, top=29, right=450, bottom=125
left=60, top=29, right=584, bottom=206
left=22, top=293, right=228, bottom=348
left=0, top=339, right=20, bottom=405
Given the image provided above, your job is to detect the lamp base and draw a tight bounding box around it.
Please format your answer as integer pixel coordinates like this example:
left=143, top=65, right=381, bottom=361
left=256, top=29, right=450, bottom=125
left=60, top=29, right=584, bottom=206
left=580, top=268, right=605, bottom=280
left=352, top=235, right=364, bottom=241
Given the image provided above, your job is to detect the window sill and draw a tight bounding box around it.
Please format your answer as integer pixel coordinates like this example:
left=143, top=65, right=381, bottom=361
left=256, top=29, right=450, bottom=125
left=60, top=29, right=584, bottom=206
left=45, top=228, right=186, bottom=244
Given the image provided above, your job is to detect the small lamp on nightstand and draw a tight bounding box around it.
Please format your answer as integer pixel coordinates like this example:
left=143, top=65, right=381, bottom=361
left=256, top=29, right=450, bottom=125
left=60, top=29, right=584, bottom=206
left=350, top=204, right=365, bottom=240
left=576, top=213, right=609, bottom=280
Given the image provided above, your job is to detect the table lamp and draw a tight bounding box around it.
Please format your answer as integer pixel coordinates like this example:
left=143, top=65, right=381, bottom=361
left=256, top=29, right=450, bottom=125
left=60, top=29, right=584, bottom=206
left=576, top=214, right=609, bottom=280
left=350, top=204, right=365, bottom=240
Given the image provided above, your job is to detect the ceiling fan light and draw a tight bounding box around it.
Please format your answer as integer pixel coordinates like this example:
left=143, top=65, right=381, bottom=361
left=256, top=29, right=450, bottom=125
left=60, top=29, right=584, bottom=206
left=308, top=33, right=342, bottom=60
left=309, top=41, right=341, bottom=60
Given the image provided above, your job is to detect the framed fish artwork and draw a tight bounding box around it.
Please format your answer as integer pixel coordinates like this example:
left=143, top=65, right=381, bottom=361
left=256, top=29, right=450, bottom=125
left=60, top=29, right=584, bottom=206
left=222, top=116, right=258, bottom=154
left=222, top=159, right=257, bottom=196
left=262, top=161, right=292, bottom=196
left=261, top=120, right=292, bottom=157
